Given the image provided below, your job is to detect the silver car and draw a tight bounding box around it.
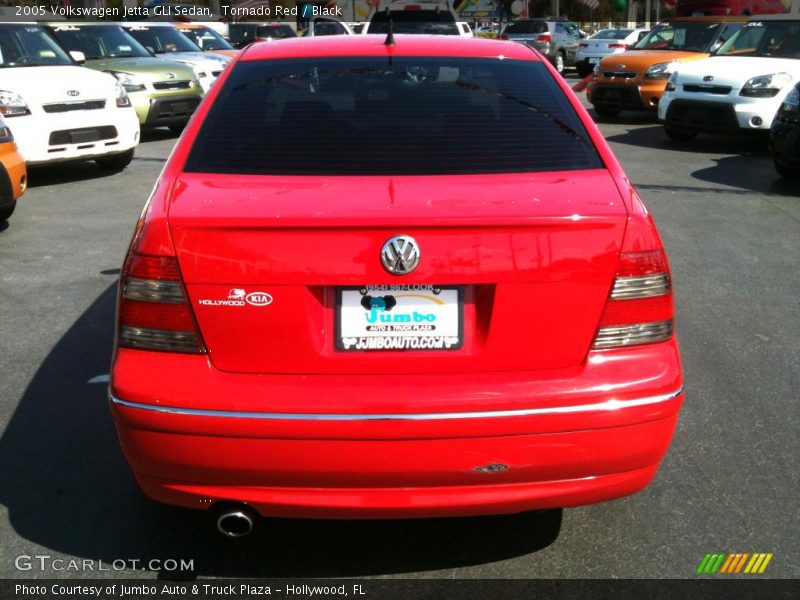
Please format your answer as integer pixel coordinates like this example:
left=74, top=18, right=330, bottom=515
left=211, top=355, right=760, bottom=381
left=501, top=17, right=583, bottom=75
left=575, top=28, right=649, bottom=77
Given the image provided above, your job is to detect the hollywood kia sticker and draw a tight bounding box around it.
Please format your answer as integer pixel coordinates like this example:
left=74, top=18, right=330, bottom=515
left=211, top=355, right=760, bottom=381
left=109, top=35, right=683, bottom=537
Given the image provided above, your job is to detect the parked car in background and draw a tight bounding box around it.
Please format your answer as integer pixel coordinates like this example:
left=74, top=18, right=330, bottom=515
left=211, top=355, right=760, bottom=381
left=659, top=15, right=800, bottom=141
left=0, top=114, right=26, bottom=222
left=121, top=23, right=231, bottom=93
left=587, top=16, right=746, bottom=117
left=770, top=81, right=800, bottom=178
left=575, top=28, right=650, bottom=78
left=303, top=17, right=355, bottom=36
left=175, top=23, right=238, bottom=59
left=500, top=17, right=583, bottom=75
left=43, top=22, right=203, bottom=132
left=0, top=23, right=139, bottom=170
left=228, top=22, right=297, bottom=48
left=457, top=22, right=474, bottom=37
left=109, top=35, right=683, bottom=533
left=139, top=0, right=229, bottom=37
left=364, top=9, right=460, bottom=35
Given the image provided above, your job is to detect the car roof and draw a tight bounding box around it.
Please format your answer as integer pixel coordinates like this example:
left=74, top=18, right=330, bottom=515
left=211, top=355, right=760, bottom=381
left=241, top=35, right=540, bottom=62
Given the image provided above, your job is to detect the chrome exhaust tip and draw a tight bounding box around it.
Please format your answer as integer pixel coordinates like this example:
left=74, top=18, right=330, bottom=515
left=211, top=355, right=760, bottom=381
left=215, top=506, right=256, bottom=538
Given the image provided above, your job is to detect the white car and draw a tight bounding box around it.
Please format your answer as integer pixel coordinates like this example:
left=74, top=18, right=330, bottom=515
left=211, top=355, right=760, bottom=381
left=659, top=15, right=800, bottom=141
left=575, top=28, right=649, bottom=77
left=457, top=22, right=474, bottom=37
left=121, top=23, right=230, bottom=93
left=0, top=23, right=139, bottom=169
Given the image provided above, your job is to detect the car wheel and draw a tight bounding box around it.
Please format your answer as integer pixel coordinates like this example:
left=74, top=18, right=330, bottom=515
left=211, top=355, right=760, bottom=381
left=664, top=126, right=698, bottom=142
left=0, top=199, right=16, bottom=222
left=593, top=105, right=620, bottom=118
left=554, top=52, right=566, bottom=75
left=95, top=149, right=135, bottom=172
left=774, top=159, right=800, bottom=179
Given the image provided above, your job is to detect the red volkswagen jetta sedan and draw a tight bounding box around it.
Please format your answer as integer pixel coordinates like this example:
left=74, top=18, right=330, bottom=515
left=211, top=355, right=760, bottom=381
left=110, top=35, right=683, bottom=536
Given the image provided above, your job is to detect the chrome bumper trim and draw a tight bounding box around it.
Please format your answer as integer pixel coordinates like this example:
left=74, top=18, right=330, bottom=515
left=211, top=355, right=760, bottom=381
left=109, top=386, right=683, bottom=422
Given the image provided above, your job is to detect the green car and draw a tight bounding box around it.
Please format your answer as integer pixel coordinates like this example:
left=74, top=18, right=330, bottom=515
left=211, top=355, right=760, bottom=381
left=43, top=23, right=203, bottom=131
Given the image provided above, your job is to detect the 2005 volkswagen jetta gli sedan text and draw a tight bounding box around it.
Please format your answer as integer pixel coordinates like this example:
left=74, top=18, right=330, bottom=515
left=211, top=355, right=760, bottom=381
left=109, top=35, right=684, bottom=536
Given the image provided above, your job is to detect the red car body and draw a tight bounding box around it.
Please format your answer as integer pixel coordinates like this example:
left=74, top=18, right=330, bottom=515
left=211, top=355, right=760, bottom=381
left=110, top=36, right=684, bottom=520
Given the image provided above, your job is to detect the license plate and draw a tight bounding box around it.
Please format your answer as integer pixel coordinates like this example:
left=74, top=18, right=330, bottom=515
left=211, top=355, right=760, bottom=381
left=69, top=129, right=100, bottom=144
left=589, top=57, right=599, bottom=64
left=337, top=285, right=463, bottom=352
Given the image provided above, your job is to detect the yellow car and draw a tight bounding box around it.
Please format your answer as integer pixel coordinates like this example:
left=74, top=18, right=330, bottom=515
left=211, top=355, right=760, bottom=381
left=587, top=17, right=748, bottom=118
left=0, top=114, right=27, bottom=222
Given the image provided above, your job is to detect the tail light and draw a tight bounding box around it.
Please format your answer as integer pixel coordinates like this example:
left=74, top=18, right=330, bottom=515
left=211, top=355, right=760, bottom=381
left=118, top=252, right=206, bottom=354
left=609, top=43, right=627, bottom=49
left=592, top=210, right=674, bottom=350
left=579, top=42, right=589, bottom=48
left=536, top=33, right=552, bottom=44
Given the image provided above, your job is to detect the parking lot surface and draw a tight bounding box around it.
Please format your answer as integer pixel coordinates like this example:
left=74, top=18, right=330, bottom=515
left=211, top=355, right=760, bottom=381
left=0, top=77, right=798, bottom=579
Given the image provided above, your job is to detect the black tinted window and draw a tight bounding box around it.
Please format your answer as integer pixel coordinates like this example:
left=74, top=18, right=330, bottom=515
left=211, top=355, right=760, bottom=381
left=504, top=21, right=547, bottom=34
left=369, top=12, right=459, bottom=35
left=185, top=57, right=602, bottom=175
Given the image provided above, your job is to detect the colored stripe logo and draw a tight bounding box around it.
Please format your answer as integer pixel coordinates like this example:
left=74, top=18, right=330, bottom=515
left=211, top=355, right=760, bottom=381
left=697, top=553, right=773, bottom=574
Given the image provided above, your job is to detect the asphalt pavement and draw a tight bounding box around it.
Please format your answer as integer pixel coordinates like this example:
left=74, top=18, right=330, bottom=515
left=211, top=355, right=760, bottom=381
left=0, top=75, right=798, bottom=580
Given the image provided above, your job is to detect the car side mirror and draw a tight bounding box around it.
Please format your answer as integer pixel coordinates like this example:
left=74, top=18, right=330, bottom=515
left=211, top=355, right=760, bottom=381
left=70, top=50, right=86, bottom=64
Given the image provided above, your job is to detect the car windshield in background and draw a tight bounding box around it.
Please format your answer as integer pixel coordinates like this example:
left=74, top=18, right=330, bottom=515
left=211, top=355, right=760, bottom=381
left=47, top=25, right=151, bottom=60
left=125, top=25, right=201, bottom=54
left=716, top=21, right=800, bottom=59
left=0, top=24, right=73, bottom=68
left=185, top=57, right=602, bottom=176
left=633, top=23, right=721, bottom=52
left=591, top=29, right=633, bottom=40
left=256, top=25, right=296, bottom=38
left=180, top=27, right=234, bottom=51
left=503, top=20, right=548, bottom=34
left=369, top=12, right=459, bottom=35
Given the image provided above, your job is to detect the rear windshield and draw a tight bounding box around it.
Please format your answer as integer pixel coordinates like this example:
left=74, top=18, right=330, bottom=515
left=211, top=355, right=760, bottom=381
left=716, top=21, right=800, bottom=59
left=184, top=57, right=602, bottom=175
left=368, top=12, right=459, bottom=35
left=503, top=21, right=548, bottom=34
left=633, top=22, right=722, bottom=52
left=590, top=29, right=633, bottom=40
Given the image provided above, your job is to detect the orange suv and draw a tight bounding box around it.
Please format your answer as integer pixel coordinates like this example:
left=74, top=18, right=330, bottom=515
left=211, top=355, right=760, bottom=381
left=587, top=17, right=747, bottom=118
left=0, top=115, right=26, bottom=223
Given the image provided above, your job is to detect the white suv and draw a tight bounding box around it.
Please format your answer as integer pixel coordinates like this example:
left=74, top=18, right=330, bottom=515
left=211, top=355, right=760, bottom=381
left=659, top=15, right=800, bottom=141
left=0, top=23, right=139, bottom=169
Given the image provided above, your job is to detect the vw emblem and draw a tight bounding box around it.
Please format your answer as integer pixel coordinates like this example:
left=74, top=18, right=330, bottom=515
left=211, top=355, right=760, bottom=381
left=166, top=72, right=176, bottom=79
left=703, top=75, right=714, bottom=82
left=616, top=64, right=626, bottom=70
left=381, top=235, right=420, bottom=275
left=66, top=90, right=80, bottom=97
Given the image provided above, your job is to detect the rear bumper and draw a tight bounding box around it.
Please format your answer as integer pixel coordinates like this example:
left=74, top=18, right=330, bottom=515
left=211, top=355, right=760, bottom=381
left=110, top=342, right=683, bottom=518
